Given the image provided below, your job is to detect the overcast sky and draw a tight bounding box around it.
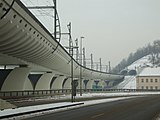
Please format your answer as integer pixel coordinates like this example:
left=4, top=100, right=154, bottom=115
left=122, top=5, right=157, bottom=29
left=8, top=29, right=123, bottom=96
left=23, top=0, right=160, bottom=68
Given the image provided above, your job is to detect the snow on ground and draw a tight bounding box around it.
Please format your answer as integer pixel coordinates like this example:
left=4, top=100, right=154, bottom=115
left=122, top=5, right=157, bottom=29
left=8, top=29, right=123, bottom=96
left=116, top=55, right=154, bottom=89
left=128, top=55, right=152, bottom=70
left=122, top=76, right=136, bottom=89
left=115, top=76, right=136, bottom=89
left=138, top=67, right=160, bottom=76
left=115, top=55, right=150, bottom=89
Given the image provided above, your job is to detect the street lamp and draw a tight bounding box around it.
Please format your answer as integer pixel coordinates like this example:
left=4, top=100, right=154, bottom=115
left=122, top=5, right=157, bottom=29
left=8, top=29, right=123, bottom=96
left=80, top=36, right=84, bottom=96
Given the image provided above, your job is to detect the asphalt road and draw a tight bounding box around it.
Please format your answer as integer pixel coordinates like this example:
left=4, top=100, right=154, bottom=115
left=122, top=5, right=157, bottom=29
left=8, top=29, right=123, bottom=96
left=24, top=95, right=160, bottom=120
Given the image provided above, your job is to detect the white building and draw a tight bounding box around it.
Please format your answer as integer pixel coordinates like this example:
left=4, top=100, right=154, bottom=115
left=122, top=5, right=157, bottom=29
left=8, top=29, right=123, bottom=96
left=136, top=67, right=160, bottom=90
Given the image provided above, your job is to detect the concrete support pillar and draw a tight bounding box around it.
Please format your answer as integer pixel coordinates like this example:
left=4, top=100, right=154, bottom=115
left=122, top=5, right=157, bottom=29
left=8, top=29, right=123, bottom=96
left=63, top=78, right=71, bottom=89
left=86, top=80, right=94, bottom=89
left=105, top=81, right=110, bottom=87
left=83, top=80, right=89, bottom=89
left=94, top=80, right=100, bottom=89
left=51, top=76, right=66, bottom=89
left=1, top=67, right=31, bottom=91
left=35, top=73, right=55, bottom=90
left=24, top=77, right=33, bottom=90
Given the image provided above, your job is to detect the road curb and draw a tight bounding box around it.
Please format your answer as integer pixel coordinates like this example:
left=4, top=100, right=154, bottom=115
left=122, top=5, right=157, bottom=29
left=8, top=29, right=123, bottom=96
left=0, top=102, right=84, bottom=119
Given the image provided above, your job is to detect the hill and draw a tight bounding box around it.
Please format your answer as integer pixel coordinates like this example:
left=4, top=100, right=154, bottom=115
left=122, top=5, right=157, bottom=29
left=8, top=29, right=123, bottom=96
left=112, top=40, right=160, bottom=74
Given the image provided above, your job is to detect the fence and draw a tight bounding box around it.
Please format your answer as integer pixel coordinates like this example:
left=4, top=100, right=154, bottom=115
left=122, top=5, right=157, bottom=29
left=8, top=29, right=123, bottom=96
left=0, top=89, right=160, bottom=98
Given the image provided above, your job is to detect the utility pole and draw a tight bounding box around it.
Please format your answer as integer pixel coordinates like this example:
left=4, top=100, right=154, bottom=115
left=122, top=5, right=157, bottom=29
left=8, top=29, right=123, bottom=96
left=80, top=36, right=84, bottom=96
left=67, top=22, right=72, bottom=55
left=83, top=47, right=86, bottom=67
left=100, top=58, right=102, bottom=72
left=61, top=22, right=75, bottom=102
left=67, top=23, right=74, bottom=102
left=106, top=65, right=108, bottom=73
left=71, top=44, right=74, bottom=102
left=96, top=64, right=98, bottom=71
left=109, top=61, right=111, bottom=73
left=75, top=38, right=79, bottom=62
left=91, top=54, right=93, bottom=69
left=53, top=0, right=57, bottom=39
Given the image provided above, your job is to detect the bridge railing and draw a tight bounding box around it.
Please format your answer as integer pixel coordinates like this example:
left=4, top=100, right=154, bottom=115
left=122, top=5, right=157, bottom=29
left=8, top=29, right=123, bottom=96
left=0, top=89, right=160, bottom=98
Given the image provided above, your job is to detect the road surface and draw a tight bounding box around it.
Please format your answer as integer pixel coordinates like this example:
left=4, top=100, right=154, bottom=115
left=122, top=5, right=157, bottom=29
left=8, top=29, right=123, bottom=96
left=23, top=95, right=160, bottom=120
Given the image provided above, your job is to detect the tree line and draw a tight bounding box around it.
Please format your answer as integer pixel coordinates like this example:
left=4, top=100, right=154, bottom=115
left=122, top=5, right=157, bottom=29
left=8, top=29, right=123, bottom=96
left=112, top=40, right=160, bottom=74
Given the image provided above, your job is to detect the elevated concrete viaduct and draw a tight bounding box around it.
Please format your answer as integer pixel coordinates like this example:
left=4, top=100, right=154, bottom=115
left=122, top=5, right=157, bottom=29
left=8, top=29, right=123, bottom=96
left=0, top=0, right=124, bottom=91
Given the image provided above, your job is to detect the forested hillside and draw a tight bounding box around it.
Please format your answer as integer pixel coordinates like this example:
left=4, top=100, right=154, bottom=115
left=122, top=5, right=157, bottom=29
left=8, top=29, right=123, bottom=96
left=112, top=40, right=160, bottom=74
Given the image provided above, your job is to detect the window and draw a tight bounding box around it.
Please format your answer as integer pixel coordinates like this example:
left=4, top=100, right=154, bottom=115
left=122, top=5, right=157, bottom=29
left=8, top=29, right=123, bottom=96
left=150, top=79, right=153, bottom=82
left=141, top=86, right=144, bottom=89
left=150, top=86, right=153, bottom=90
left=146, top=86, right=148, bottom=89
left=155, top=79, right=158, bottom=82
left=141, top=79, right=144, bottom=82
left=146, top=79, right=148, bottom=82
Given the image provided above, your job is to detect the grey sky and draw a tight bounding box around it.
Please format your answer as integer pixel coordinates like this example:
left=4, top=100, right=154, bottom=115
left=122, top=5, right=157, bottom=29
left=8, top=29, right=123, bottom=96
left=22, top=0, right=160, bottom=68
left=58, top=0, right=160, bottom=67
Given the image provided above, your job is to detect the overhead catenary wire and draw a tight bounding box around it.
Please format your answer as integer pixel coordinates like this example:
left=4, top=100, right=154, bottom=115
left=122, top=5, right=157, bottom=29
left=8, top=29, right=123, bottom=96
left=22, top=0, right=62, bottom=54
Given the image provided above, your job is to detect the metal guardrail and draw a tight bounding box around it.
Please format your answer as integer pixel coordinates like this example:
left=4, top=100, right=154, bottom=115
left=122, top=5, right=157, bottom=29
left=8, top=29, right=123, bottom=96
left=0, top=89, right=71, bottom=98
left=0, top=89, right=160, bottom=98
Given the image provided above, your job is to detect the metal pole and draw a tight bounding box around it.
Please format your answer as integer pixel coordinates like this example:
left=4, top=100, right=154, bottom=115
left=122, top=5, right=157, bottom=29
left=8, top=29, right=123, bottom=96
left=100, top=58, right=102, bottom=71
left=80, top=36, right=84, bottom=96
left=75, top=38, right=79, bottom=62
left=53, top=0, right=57, bottom=40
left=91, top=54, right=93, bottom=69
left=109, top=61, right=111, bottom=73
left=83, top=47, right=86, bottom=67
left=71, top=46, right=74, bottom=102
left=106, top=65, right=108, bottom=72
left=96, top=64, right=98, bottom=71
left=67, top=22, right=72, bottom=55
